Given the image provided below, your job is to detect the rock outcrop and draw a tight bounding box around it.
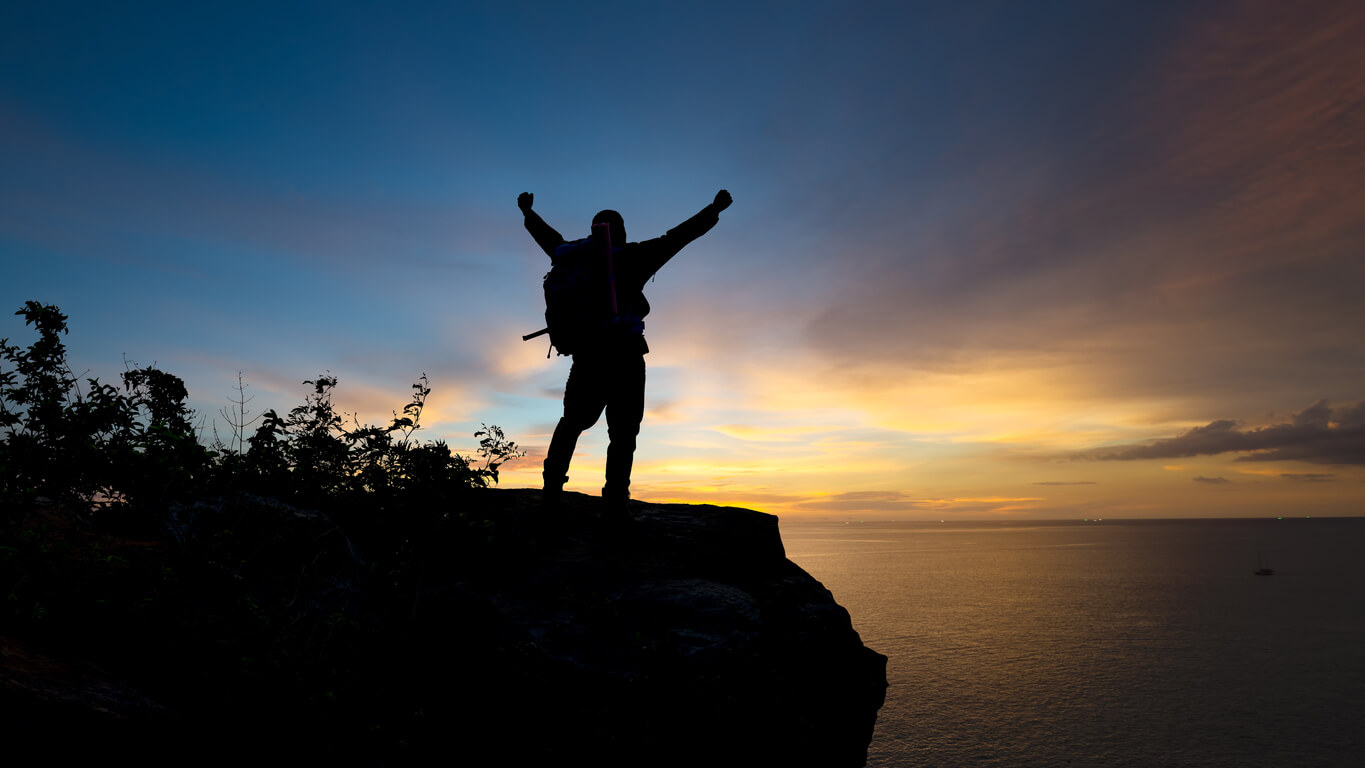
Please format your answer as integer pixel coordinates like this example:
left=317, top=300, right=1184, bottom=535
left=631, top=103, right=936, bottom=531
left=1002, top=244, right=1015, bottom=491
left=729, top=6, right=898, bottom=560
left=444, top=490, right=889, bottom=766
left=2, top=490, right=887, bottom=766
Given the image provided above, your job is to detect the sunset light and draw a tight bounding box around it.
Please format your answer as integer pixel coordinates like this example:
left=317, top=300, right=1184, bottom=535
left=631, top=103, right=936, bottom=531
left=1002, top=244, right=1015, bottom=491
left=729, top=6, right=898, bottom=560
left=3, top=0, right=1362, bottom=520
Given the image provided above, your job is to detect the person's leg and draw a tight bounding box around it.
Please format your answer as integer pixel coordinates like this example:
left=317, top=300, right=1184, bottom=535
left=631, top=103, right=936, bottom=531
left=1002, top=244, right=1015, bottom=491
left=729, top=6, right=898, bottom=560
left=544, top=357, right=607, bottom=500
left=602, top=355, right=646, bottom=507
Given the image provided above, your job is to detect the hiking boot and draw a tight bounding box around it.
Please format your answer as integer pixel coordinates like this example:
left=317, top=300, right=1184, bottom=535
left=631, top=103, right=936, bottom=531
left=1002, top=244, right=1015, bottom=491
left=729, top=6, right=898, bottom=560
left=542, top=475, right=568, bottom=510
left=601, top=485, right=631, bottom=522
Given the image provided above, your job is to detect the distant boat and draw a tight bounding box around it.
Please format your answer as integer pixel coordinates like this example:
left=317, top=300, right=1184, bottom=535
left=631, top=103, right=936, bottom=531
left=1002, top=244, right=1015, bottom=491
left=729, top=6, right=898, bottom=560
left=1254, top=552, right=1275, bottom=576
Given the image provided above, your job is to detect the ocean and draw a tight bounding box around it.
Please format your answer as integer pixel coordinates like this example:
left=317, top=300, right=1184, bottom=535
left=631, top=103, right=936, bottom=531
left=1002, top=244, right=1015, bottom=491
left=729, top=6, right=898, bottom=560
left=780, top=517, right=1365, bottom=768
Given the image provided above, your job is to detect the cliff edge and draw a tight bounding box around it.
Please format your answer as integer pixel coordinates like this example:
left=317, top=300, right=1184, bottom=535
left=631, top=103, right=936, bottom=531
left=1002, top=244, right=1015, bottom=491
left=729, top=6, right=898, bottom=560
left=2, top=489, right=887, bottom=766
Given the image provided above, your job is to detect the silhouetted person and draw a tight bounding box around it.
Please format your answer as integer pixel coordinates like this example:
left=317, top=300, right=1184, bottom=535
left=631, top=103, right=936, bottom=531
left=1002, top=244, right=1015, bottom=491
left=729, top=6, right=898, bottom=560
left=520, top=189, right=732, bottom=515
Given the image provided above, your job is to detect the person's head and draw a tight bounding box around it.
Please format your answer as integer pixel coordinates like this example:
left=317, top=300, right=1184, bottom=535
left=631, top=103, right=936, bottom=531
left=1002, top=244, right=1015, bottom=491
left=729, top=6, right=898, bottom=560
left=592, top=209, right=626, bottom=246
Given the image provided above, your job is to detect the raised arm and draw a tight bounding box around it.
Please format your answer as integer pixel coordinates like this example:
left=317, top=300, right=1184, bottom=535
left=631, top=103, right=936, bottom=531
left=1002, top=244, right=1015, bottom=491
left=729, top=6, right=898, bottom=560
left=519, top=192, right=565, bottom=258
left=636, top=189, right=733, bottom=277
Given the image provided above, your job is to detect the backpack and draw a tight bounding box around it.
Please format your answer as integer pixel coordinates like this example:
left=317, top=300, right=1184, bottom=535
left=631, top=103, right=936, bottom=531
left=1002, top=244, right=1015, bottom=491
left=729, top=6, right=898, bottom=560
left=523, top=235, right=615, bottom=357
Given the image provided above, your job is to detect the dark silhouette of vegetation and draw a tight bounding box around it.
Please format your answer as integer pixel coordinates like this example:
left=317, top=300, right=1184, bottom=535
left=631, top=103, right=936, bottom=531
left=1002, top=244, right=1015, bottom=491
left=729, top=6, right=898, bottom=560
left=0, top=301, right=208, bottom=514
left=0, top=301, right=527, bottom=754
left=1, top=301, right=522, bottom=523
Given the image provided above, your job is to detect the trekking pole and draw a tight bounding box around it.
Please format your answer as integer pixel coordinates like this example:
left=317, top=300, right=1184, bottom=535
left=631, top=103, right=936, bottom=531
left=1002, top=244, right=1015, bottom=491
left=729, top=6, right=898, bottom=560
left=593, top=221, right=620, bottom=320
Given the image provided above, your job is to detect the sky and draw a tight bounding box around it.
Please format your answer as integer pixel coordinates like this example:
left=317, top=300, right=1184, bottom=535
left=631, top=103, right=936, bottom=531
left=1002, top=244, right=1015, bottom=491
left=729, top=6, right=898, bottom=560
left=3, top=0, right=1363, bottom=519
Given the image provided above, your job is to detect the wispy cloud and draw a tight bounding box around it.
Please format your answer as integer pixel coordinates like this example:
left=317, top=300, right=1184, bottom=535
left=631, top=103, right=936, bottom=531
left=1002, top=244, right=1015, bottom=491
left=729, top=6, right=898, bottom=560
left=1281, top=473, right=1335, bottom=483
left=1083, top=401, right=1365, bottom=465
left=799, top=0, right=1365, bottom=423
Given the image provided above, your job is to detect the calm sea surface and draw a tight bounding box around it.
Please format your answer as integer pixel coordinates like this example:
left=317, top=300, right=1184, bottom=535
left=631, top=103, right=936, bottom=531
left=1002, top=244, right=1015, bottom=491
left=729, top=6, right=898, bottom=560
left=780, top=517, right=1365, bottom=768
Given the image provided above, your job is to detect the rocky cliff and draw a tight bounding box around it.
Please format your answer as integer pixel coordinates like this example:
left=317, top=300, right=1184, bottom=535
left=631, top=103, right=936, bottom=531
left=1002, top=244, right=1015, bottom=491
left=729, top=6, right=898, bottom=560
left=2, top=489, right=887, bottom=766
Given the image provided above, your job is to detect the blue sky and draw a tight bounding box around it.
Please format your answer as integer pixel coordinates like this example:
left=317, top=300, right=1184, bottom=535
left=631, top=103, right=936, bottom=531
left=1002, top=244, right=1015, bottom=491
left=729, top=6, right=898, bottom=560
left=4, top=1, right=1363, bottom=517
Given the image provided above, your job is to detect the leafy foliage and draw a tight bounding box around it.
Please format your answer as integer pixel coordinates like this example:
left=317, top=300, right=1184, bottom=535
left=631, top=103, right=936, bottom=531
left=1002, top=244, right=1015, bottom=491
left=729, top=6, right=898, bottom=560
left=0, top=302, right=529, bottom=753
left=1, top=301, right=522, bottom=515
left=0, top=301, right=208, bottom=512
left=2, top=300, right=524, bottom=564
left=219, top=371, right=524, bottom=563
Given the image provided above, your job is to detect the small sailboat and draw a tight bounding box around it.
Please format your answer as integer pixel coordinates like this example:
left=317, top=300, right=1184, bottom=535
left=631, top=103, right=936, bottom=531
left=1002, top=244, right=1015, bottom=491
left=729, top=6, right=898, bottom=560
left=1254, top=551, right=1275, bottom=576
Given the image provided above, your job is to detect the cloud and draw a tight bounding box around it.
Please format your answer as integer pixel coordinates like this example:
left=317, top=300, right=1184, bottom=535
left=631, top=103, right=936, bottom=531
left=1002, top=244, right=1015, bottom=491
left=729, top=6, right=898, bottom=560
left=798, top=0, right=1365, bottom=419
left=1193, top=476, right=1230, bottom=484
left=1085, top=401, right=1365, bottom=465
left=1281, top=473, right=1334, bottom=482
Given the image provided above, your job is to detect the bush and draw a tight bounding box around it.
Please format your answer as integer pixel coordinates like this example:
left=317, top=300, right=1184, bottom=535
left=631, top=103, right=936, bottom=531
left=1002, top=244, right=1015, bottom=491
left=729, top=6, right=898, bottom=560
left=1, top=301, right=523, bottom=551
left=0, top=301, right=529, bottom=748
left=0, top=301, right=208, bottom=512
